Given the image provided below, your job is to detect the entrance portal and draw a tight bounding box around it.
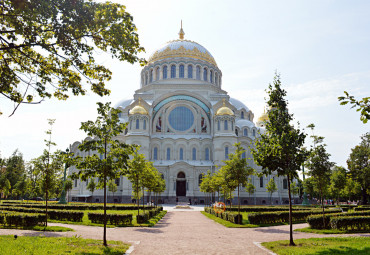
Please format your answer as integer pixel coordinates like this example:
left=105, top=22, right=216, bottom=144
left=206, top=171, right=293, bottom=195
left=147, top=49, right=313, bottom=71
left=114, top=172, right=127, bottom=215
left=176, top=172, right=186, bottom=197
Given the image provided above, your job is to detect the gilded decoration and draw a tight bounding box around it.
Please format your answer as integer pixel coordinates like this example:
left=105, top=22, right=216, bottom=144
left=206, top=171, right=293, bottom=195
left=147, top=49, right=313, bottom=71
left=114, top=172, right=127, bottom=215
left=148, top=40, right=218, bottom=66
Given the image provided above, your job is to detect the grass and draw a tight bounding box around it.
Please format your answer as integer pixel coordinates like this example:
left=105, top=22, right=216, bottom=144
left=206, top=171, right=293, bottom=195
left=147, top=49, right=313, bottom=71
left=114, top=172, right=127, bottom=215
left=295, top=226, right=370, bottom=234
left=0, top=235, right=129, bottom=255
left=49, top=209, right=167, bottom=227
left=262, top=237, right=370, bottom=255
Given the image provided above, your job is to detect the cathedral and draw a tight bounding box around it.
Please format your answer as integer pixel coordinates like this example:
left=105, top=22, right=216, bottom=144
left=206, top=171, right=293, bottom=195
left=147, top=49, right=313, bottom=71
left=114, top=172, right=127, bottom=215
left=68, top=26, right=295, bottom=205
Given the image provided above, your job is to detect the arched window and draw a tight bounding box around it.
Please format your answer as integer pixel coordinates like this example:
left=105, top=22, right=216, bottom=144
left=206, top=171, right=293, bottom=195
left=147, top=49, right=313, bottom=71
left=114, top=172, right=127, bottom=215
left=163, top=66, right=167, bottom=79
left=192, top=148, right=196, bottom=160
left=136, top=119, right=139, bottom=129
left=224, top=120, right=228, bottom=130
left=166, top=148, right=171, bottom=160
left=150, top=69, right=153, bottom=83
left=225, top=146, right=229, bottom=159
left=143, top=119, right=146, bottom=130
left=260, top=177, right=264, bottom=188
left=283, top=179, right=288, bottom=189
left=231, top=121, right=233, bottom=130
left=217, top=120, right=220, bottom=131
left=244, top=129, right=248, bottom=136
left=179, top=64, right=184, bottom=78
left=241, top=111, right=244, bottom=119
left=179, top=148, right=184, bottom=160
left=235, top=129, right=238, bottom=136
left=153, top=147, right=158, bottom=160
left=171, top=65, right=176, bottom=78
left=145, top=73, right=148, bottom=85
left=253, top=129, right=256, bottom=136
left=205, top=148, right=209, bottom=161
left=210, top=70, right=213, bottom=83
left=242, top=152, right=246, bottom=159
left=199, top=174, right=203, bottom=185
left=215, top=73, right=218, bottom=86
left=188, top=65, right=193, bottom=78
left=203, top=68, right=207, bottom=81
left=156, top=67, right=159, bottom=80
left=196, top=66, right=201, bottom=80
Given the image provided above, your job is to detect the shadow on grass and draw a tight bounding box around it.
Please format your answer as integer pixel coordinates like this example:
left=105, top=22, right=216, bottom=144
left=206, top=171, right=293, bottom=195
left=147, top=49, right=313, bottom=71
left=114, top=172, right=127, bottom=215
left=254, top=228, right=290, bottom=234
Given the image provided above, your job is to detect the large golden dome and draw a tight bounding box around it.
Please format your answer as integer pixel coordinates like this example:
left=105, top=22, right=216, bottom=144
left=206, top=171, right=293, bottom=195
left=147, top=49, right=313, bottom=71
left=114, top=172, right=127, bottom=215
left=257, top=109, right=269, bottom=122
left=216, top=100, right=234, bottom=116
left=129, top=99, right=148, bottom=115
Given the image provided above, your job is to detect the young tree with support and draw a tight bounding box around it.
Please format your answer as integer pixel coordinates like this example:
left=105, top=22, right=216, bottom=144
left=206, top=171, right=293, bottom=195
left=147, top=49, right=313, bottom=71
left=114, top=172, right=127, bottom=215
left=245, top=180, right=256, bottom=205
left=305, top=124, right=334, bottom=228
left=73, top=102, right=135, bottom=247
left=86, top=178, right=97, bottom=204
left=252, top=73, right=308, bottom=246
left=108, top=179, right=118, bottom=204
left=266, top=178, right=277, bottom=205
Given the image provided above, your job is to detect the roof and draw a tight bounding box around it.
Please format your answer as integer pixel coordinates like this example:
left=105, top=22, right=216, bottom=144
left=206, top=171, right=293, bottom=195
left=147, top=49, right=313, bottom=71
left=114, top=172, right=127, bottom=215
left=229, top=98, right=250, bottom=112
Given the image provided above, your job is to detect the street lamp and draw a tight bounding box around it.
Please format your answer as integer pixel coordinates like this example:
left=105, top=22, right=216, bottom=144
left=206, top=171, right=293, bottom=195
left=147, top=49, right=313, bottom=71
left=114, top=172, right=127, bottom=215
left=58, top=148, right=69, bottom=204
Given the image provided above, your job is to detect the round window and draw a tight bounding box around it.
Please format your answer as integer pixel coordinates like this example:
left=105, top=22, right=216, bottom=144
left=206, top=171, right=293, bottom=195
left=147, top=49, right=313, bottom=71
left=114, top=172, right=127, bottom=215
left=168, top=106, right=194, bottom=131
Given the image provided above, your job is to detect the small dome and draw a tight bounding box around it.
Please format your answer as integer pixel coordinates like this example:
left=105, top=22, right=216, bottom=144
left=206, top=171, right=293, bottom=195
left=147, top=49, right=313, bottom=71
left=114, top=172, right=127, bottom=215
left=257, top=109, right=269, bottom=123
left=129, top=105, right=148, bottom=115
left=216, top=100, right=234, bottom=116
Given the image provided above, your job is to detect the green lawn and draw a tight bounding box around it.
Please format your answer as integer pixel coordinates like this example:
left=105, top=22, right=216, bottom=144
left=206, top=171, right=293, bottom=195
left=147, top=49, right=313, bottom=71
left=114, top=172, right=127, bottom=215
left=0, top=235, right=129, bottom=255
left=262, top=237, right=370, bottom=255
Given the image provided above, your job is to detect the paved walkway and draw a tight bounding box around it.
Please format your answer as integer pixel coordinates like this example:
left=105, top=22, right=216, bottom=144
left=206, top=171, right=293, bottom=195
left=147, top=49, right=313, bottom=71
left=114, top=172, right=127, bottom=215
left=0, top=208, right=368, bottom=254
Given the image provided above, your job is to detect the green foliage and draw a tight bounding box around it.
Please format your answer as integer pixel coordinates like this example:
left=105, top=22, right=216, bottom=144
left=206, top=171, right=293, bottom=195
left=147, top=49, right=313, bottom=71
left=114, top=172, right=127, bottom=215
left=347, top=132, right=370, bottom=204
left=251, top=72, right=308, bottom=245
left=1, top=0, right=145, bottom=116
left=266, top=178, right=277, bottom=205
left=107, top=179, right=117, bottom=200
left=204, top=207, right=243, bottom=224
left=330, top=166, right=347, bottom=204
left=86, top=178, right=96, bottom=199
left=339, top=92, right=370, bottom=123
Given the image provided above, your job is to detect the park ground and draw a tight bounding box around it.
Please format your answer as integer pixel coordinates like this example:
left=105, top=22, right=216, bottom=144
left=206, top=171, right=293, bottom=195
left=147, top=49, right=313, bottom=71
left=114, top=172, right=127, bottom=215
left=0, top=205, right=368, bottom=255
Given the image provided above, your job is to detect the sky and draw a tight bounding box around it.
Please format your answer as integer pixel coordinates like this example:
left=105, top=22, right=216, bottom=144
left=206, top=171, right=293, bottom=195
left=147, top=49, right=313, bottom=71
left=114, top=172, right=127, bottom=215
left=1, top=0, right=369, bottom=168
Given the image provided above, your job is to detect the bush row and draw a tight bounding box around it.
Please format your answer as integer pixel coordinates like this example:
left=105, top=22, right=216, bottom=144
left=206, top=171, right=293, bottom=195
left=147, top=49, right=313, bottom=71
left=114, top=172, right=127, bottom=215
left=247, top=209, right=341, bottom=225
left=88, top=213, right=133, bottom=225
left=136, top=207, right=163, bottom=224
left=307, top=211, right=370, bottom=229
left=204, top=207, right=243, bottom=224
left=354, top=207, right=370, bottom=211
left=0, top=206, right=83, bottom=222
left=0, top=212, right=45, bottom=228
left=0, top=203, right=154, bottom=211
left=330, top=216, right=370, bottom=230
left=223, top=206, right=313, bottom=213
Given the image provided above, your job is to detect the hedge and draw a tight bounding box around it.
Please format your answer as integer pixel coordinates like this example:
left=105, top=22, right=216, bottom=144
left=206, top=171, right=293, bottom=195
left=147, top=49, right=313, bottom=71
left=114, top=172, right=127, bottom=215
left=0, top=203, right=155, bottom=211
left=136, top=207, right=163, bottom=224
left=330, top=216, right=370, bottom=230
left=223, top=206, right=313, bottom=213
left=248, top=209, right=341, bottom=225
left=88, top=213, right=133, bottom=225
left=1, top=212, right=45, bottom=228
left=307, top=211, right=370, bottom=229
left=204, top=207, right=243, bottom=224
left=0, top=206, right=83, bottom=222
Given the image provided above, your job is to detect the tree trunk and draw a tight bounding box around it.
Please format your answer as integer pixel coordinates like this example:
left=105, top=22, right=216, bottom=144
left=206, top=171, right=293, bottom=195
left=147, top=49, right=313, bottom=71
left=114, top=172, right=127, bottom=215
left=142, top=187, right=145, bottom=212
left=238, top=185, right=240, bottom=218
left=320, top=189, right=325, bottom=228
left=103, top=176, right=107, bottom=246
left=287, top=175, right=295, bottom=246
left=361, top=187, right=368, bottom=205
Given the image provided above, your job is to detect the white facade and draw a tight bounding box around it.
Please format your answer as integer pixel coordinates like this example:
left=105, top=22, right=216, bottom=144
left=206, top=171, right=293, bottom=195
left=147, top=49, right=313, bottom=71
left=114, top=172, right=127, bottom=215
left=69, top=29, right=295, bottom=205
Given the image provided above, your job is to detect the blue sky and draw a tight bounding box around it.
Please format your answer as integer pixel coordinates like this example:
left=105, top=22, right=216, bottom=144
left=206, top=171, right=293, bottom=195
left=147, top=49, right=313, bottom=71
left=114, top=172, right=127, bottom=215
left=1, top=0, right=369, bottom=168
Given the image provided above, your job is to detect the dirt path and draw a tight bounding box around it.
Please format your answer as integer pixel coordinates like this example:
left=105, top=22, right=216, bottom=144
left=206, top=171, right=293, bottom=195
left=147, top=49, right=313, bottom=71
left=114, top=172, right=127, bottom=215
left=0, top=211, right=368, bottom=254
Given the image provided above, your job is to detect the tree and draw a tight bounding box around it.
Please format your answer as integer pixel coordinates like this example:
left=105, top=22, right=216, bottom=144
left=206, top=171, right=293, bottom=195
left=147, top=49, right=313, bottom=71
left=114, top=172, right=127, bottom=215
left=199, top=170, right=214, bottom=207
left=86, top=178, right=96, bottom=204
left=245, top=180, right=256, bottom=205
left=305, top=124, right=334, bottom=228
left=252, top=73, right=308, bottom=246
left=107, top=179, right=117, bottom=204
left=343, top=174, right=361, bottom=202
left=126, top=148, right=147, bottom=214
left=347, top=132, right=370, bottom=204
left=0, top=176, right=11, bottom=199
left=266, top=178, right=277, bottom=205
left=338, top=92, right=369, bottom=124
left=0, top=0, right=145, bottom=116
left=73, top=102, right=134, bottom=246
left=290, top=181, right=299, bottom=203
left=4, top=149, right=26, bottom=194
left=330, top=166, right=347, bottom=205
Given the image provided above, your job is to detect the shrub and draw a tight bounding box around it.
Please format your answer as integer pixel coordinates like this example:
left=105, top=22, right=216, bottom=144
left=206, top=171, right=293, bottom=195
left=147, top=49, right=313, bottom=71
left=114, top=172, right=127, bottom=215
left=4, top=213, right=44, bottom=228
left=330, top=216, right=370, bottom=230
left=136, top=212, right=150, bottom=224
left=88, top=213, right=133, bottom=225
